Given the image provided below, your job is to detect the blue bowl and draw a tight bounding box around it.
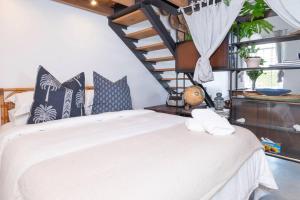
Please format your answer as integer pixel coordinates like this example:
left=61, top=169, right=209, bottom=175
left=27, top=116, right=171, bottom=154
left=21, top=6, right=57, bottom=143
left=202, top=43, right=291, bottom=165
left=256, top=88, right=291, bottom=96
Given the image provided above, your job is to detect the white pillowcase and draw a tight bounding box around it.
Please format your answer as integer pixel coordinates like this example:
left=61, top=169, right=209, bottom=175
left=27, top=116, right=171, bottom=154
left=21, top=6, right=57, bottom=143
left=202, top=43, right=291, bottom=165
left=7, top=92, right=34, bottom=122
left=8, top=109, right=30, bottom=126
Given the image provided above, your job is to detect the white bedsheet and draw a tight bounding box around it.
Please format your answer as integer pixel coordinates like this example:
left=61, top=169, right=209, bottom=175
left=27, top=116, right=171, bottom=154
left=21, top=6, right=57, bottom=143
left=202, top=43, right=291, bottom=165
left=213, top=150, right=277, bottom=200
left=0, top=110, right=277, bottom=200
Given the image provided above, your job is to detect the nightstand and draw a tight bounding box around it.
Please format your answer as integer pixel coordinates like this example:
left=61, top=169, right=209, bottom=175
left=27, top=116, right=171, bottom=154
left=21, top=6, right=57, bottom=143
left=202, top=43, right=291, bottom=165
left=145, top=104, right=230, bottom=119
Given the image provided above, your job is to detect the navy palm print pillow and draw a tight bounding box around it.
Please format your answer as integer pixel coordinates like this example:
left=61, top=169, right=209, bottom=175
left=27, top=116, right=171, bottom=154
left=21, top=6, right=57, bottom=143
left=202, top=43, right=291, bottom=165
left=27, top=66, right=85, bottom=124
left=62, top=73, right=85, bottom=116
left=92, top=72, right=132, bottom=114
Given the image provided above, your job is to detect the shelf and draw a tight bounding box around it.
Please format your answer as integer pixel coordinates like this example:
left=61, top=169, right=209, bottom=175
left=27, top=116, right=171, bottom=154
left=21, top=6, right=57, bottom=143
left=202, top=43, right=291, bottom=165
left=232, top=96, right=300, bottom=105
left=234, top=65, right=300, bottom=71
left=236, top=10, right=277, bottom=23
left=231, top=121, right=297, bottom=134
left=231, top=122, right=300, bottom=161
left=232, top=33, right=300, bottom=47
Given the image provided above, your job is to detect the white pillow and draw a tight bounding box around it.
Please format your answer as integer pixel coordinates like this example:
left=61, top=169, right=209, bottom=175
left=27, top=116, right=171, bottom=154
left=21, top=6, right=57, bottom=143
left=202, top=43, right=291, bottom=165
left=8, top=108, right=29, bottom=126
left=6, top=91, right=34, bottom=120
left=85, top=90, right=94, bottom=115
left=14, top=114, right=30, bottom=126
left=8, top=109, right=16, bottom=123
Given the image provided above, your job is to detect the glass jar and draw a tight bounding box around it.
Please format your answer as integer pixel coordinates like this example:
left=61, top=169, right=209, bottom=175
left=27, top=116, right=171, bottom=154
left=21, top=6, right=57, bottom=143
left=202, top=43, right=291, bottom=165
left=214, top=92, right=225, bottom=111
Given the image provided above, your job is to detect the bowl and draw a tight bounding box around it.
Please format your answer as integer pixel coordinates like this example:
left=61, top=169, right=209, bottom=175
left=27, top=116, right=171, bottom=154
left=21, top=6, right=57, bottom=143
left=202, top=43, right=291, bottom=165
left=256, top=88, right=291, bottom=96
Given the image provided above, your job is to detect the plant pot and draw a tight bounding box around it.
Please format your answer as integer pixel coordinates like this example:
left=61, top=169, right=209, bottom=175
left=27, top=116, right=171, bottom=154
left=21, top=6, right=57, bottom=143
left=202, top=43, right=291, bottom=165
left=245, top=57, right=262, bottom=68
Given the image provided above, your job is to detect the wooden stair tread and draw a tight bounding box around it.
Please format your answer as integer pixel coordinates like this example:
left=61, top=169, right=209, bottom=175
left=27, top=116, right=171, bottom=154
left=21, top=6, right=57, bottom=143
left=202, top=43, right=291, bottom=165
left=169, top=86, right=186, bottom=89
left=152, top=68, right=175, bottom=72
left=126, top=27, right=157, bottom=40
left=161, top=77, right=187, bottom=81
left=136, top=42, right=167, bottom=52
left=146, top=56, right=174, bottom=62
left=112, top=10, right=147, bottom=26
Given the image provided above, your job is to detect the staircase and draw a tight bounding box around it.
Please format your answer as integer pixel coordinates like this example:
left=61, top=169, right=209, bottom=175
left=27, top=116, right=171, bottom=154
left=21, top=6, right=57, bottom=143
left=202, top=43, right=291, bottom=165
left=108, top=0, right=190, bottom=94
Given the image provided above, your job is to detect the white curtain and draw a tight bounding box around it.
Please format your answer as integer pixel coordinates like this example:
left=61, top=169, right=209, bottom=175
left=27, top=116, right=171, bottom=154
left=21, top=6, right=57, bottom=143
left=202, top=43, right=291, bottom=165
left=182, top=0, right=245, bottom=83
left=265, top=0, right=300, bottom=29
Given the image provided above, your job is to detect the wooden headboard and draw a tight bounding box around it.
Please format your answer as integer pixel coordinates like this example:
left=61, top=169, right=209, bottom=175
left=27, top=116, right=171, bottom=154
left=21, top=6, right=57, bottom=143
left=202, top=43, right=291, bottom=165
left=0, top=86, right=94, bottom=125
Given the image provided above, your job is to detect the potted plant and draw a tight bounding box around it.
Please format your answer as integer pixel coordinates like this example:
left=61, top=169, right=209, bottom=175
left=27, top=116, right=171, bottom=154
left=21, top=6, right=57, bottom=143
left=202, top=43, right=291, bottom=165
left=246, top=70, right=264, bottom=90
left=231, top=0, right=273, bottom=41
left=238, top=45, right=263, bottom=68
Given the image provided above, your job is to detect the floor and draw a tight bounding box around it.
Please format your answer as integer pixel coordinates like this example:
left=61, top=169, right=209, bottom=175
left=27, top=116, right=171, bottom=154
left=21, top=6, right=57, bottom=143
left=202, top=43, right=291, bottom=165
left=261, top=156, right=300, bottom=200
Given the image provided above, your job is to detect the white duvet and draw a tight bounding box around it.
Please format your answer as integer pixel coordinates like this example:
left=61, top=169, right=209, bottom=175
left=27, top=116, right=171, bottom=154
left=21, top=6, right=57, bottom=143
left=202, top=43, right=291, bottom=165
left=0, top=110, right=277, bottom=200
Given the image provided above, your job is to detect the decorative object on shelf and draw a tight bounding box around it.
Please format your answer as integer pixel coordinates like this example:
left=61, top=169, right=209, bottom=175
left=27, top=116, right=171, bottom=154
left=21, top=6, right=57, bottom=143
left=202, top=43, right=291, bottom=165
left=256, top=88, right=291, bottom=96
left=238, top=45, right=263, bottom=68
left=246, top=70, right=264, bottom=90
left=166, top=94, right=185, bottom=107
left=245, top=57, right=262, bottom=68
left=232, top=0, right=273, bottom=41
left=183, top=86, right=205, bottom=110
left=214, top=93, right=225, bottom=111
left=261, top=137, right=281, bottom=154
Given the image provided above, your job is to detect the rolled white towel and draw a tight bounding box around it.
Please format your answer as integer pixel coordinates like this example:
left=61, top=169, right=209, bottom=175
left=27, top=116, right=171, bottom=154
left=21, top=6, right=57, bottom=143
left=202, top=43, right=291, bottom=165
left=185, top=118, right=205, bottom=132
left=191, top=109, right=235, bottom=136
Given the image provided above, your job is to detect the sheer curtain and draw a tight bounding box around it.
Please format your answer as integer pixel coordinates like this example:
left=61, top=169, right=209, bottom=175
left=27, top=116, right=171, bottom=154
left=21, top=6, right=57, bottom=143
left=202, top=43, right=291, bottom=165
left=265, top=0, right=300, bottom=29
left=181, top=0, right=244, bottom=83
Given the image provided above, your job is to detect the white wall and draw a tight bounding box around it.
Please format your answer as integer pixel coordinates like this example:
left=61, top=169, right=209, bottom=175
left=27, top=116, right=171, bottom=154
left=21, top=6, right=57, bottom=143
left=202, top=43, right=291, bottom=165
left=0, top=0, right=168, bottom=108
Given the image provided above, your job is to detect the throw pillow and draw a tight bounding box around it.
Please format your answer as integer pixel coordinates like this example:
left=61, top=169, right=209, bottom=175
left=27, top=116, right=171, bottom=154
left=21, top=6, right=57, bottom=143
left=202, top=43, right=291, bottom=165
left=27, top=66, right=85, bottom=124
left=92, top=72, right=132, bottom=114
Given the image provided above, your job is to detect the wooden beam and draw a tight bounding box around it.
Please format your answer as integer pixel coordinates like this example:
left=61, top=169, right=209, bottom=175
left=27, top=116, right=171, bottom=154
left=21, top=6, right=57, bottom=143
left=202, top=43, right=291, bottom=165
left=53, top=0, right=114, bottom=16
left=111, top=0, right=135, bottom=7
left=167, top=0, right=188, bottom=7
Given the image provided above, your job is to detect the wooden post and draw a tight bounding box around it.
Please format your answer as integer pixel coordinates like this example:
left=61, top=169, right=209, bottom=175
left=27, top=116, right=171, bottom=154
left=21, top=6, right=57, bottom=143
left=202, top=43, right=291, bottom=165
left=0, top=88, right=4, bottom=125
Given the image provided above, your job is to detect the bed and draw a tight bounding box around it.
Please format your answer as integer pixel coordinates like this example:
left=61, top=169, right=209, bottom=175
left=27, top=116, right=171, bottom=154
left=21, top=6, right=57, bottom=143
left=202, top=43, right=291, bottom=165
left=0, top=88, right=278, bottom=200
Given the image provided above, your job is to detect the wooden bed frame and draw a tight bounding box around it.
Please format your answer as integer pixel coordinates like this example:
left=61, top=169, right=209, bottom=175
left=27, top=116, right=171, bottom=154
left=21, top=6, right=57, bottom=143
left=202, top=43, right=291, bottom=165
left=0, top=87, right=94, bottom=125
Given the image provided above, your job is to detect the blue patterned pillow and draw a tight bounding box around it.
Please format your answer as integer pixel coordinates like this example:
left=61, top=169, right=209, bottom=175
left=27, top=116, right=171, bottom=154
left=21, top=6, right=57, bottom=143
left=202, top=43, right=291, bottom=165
left=27, top=66, right=85, bottom=124
left=92, top=72, right=132, bottom=114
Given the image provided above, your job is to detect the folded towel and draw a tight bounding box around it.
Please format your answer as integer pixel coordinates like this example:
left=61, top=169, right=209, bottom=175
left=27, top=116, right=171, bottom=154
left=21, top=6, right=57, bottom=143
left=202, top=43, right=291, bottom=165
left=185, top=118, right=205, bottom=132
left=191, top=109, right=235, bottom=136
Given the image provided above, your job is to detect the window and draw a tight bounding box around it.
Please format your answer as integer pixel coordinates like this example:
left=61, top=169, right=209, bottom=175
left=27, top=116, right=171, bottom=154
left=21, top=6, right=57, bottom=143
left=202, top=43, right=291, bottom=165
left=244, top=43, right=283, bottom=89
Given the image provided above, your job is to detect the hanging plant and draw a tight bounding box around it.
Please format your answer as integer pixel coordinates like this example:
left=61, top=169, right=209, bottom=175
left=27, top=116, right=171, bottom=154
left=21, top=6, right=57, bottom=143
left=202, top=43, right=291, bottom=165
left=231, top=0, right=273, bottom=39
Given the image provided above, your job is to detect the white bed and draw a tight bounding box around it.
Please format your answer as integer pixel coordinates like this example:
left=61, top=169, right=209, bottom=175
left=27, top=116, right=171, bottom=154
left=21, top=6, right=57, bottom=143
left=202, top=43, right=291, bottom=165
left=0, top=110, right=277, bottom=200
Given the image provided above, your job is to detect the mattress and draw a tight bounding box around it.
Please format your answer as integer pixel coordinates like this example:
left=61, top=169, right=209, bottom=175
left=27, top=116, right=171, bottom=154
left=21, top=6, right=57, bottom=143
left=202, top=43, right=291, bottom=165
left=0, top=110, right=277, bottom=200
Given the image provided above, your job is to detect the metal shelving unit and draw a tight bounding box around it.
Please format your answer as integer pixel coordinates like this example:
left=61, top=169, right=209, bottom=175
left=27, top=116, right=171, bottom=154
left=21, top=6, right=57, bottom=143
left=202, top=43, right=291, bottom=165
left=228, top=23, right=300, bottom=92
left=228, top=11, right=300, bottom=161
